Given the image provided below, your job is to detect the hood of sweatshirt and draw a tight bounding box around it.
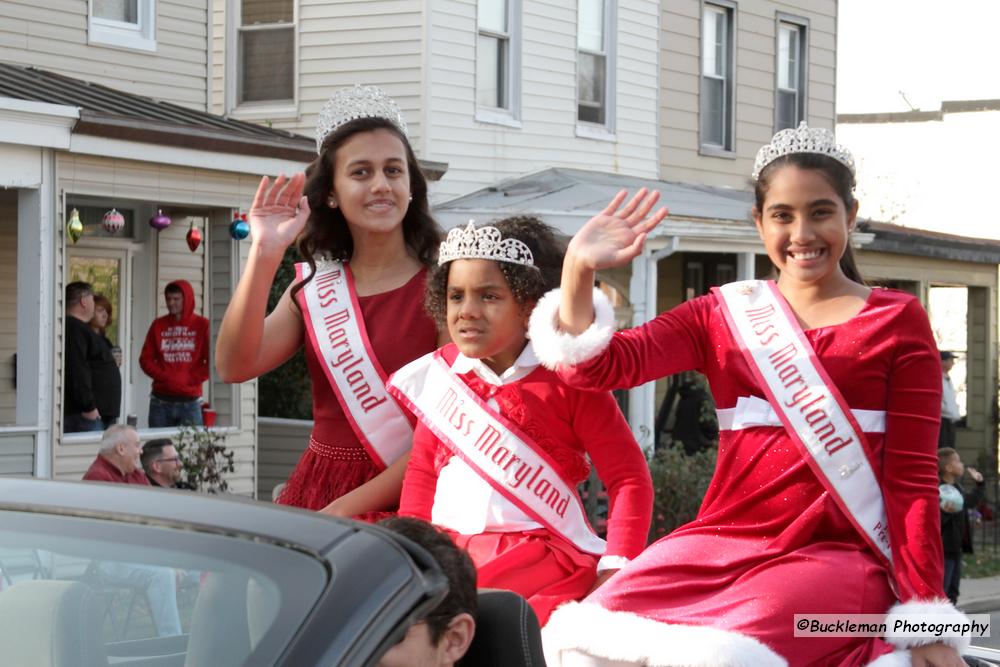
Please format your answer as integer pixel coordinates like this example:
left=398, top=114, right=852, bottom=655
left=165, top=280, right=197, bottom=322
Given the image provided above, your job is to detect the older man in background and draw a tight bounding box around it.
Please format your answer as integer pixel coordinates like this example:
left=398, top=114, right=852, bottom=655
left=82, top=425, right=182, bottom=636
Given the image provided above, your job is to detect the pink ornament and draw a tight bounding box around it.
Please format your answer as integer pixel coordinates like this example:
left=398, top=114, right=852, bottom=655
left=149, top=209, right=172, bottom=231
left=101, top=208, right=125, bottom=234
left=186, top=223, right=202, bottom=252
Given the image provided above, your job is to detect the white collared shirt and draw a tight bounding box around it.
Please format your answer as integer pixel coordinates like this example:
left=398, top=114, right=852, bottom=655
left=431, top=344, right=543, bottom=534
left=942, top=373, right=960, bottom=422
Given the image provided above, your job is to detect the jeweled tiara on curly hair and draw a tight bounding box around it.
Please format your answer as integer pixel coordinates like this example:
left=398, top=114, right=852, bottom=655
left=752, top=122, right=856, bottom=182
left=438, top=221, right=535, bottom=268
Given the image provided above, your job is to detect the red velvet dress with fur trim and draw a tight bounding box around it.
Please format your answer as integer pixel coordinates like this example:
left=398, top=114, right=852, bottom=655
left=276, top=269, right=437, bottom=517
left=548, top=289, right=946, bottom=666
left=398, top=343, right=653, bottom=625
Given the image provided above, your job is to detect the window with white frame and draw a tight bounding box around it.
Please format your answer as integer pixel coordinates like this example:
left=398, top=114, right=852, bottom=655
left=477, top=0, right=516, bottom=113
left=577, top=0, right=614, bottom=128
left=700, top=2, right=734, bottom=152
left=237, top=0, right=295, bottom=106
left=89, top=0, right=156, bottom=52
left=776, top=19, right=807, bottom=131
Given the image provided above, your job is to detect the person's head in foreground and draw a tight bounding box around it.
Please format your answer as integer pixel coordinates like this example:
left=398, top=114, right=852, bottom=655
left=752, top=122, right=864, bottom=290
left=377, top=517, right=477, bottom=667
left=426, top=215, right=563, bottom=375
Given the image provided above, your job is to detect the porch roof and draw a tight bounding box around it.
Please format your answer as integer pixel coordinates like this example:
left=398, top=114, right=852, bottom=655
left=435, top=167, right=1000, bottom=264
left=0, top=62, right=447, bottom=179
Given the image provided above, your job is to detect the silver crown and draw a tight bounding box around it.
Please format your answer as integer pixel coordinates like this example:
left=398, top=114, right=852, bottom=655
left=315, top=84, right=408, bottom=153
left=752, top=122, right=856, bottom=182
left=438, top=222, right=535, bottom=268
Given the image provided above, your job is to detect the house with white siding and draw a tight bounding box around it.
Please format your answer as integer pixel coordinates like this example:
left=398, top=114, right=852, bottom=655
left=0, top=1, right=318, bottom=494
left=205, top=0, right=850, bottom=489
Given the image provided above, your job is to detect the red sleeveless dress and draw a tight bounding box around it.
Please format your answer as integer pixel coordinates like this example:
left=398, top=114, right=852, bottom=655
left=276, top=268, right=437, bottom=517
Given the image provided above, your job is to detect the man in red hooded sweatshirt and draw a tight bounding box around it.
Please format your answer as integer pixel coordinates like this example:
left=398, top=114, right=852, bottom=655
left=140, top=280, right=210, bottom=427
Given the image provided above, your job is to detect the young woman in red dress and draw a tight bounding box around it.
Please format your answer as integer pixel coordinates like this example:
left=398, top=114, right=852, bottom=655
left=532, top=125, right=967, bottom=667
left=391, top=217, right=653, bottom=625
left=216, top=86, right=439, bottom=519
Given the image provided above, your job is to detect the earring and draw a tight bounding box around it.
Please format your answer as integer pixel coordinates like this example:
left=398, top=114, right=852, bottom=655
left=408, top=195, right=413, bottom=202
left=327, top=197, right=337, bottom=208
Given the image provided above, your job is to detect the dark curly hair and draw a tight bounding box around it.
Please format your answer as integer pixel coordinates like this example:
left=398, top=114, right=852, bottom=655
left=754, top=152, right=865, bottom=285
left=425, top=215, right=564, bottom=328
left=291, top=117, right=440, bottom=301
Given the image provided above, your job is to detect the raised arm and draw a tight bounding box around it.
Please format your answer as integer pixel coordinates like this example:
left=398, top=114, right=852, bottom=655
left=216, top=174, right=311, bottom=383
left=560, top=188, right=668, bottom=334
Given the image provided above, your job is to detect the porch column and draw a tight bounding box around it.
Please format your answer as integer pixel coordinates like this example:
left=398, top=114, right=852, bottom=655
left=627, top=238, right=678, bottom=449
left=16, top=151, right=54, bottom=476
left=737, top=251, right=756, bottom=281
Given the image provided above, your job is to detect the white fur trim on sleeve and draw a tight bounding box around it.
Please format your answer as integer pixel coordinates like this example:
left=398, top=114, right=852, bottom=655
left=542, top=601, right=787, bottom=667
left=883, top=598, right=971, bottom=654
left=528, top=288, right=616, bottom=370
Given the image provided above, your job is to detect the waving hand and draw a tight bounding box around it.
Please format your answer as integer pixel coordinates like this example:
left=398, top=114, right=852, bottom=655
left=248, top=173, right=311, bottom=255
left=568, top=188, right=669, bottom=270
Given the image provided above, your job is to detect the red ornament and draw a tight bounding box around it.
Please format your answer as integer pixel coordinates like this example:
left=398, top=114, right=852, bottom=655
left=186, top=223, right=202, bottom=252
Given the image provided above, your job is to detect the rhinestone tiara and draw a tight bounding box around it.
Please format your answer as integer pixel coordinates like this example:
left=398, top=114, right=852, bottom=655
left=752, top=122, right=856, bottom=182
left=438, top=222, right=535, bottom=268
left=315, top=84, right=408, bottom=153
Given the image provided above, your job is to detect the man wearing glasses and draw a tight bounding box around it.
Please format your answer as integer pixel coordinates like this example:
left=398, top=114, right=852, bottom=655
left=141, top=439, right=194, bottom=490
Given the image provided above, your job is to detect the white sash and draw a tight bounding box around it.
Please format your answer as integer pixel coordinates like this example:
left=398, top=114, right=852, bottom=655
left=388, top=351, right=607, bottom=555
left=718, top=396, right=886, bottom=433
left=296, top=260, right=413, bottom=469
left=714, top=280, right=893, bottom=569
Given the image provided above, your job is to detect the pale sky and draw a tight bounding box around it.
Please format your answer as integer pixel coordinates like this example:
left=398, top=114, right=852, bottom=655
left=835, top=0, right=1000, bottom=241
left=837, top=0, right=1000, bottom=113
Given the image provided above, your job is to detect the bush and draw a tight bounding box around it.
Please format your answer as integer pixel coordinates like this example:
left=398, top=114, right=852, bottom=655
left=258, top=246, right=313, bottom=420
left=647, top=443, right=717, bottom=540
left=173, top=425, right=236, bottom=493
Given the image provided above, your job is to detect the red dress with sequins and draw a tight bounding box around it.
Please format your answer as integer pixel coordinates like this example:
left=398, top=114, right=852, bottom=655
left=554, top=289, right=946, bottom=666
left=276, top=268, right=437, bottom=516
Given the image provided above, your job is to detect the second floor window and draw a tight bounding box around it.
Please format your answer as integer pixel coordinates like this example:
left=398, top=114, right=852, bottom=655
left=700, top=2, right=734, bottom=152
left=776, top=20, right=807, bottom=131
left=89, top=0, right=155, bottom=51
left=477, top=0, right=512, bottom=110
left=577, top=0, right=611, bottom=127
left=238, top=0, right=295, bottom=105
left=94, top=0, right=137, bottom=23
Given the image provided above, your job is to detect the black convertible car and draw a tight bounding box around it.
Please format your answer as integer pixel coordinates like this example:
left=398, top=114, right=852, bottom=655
left=0, top=477, right=994, bottom=667
left=0, top=477, right=452, bottom=667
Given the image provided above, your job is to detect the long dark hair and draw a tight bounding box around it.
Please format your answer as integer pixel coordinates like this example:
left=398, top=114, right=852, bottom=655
left=753, top=152, right=865, bottom=285
left=291, top=117, right=440, bottom=300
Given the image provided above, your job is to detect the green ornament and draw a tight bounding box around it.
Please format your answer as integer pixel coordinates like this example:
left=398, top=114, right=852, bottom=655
left=67, top=208, right=83, bottom=244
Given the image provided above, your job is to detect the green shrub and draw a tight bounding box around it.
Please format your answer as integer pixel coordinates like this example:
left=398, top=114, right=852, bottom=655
left=173, top=425, right=236, bottom=494
left=647, top=443, right=717, bottom=540
left=258, top=246, right=312, bottom=420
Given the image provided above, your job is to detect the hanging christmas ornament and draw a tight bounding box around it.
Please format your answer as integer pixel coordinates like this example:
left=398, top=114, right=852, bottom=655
left=229, top=212, right=250, bottom=241
left=101, top=208, right=125, bottom=235
left=149, top=208, right=172, bottom=231
left=186, top=222, right=202, bottom=252
left=66, top=208, right=83, bottom=244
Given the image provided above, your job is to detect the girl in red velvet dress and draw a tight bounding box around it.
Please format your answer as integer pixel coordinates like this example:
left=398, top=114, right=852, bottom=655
left=532, top=126, right=967, bottom=667
left=391, top=217, right=653, bottom=625
left=216, top=86, right=439, bottom=518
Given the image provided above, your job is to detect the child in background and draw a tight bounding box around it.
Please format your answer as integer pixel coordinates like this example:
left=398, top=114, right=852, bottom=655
left=939, top=446, right=985, bottom=604
left=390, top=217, right=653, bottom=625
